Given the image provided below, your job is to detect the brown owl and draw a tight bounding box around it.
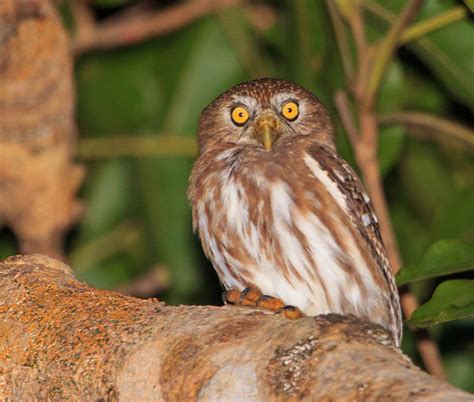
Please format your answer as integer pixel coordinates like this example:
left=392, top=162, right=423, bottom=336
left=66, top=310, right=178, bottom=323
left=188, top=78, right=402, bottom=347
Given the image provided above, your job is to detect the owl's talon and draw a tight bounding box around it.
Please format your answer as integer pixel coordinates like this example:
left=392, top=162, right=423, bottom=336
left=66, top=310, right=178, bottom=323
left=256, top=294, right=285, bottom=311
left=224, top=287, right=263, bottom=306
left=240, top=287, right=262, bottom=305
left=224, top=288, right=301, bottom=319
left=223, top=289, right=241, bottom=305
left=275, top=305, right=302, bottom=319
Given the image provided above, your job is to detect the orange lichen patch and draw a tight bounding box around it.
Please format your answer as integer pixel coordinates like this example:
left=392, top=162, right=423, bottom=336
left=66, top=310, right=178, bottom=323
left=0, top=0, right=83, bottom=259
left=0, top=255, right=165, bottom=400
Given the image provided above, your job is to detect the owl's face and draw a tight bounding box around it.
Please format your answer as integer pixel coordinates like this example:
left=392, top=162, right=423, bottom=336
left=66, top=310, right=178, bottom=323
left=197, top=78, right=335, bottom=154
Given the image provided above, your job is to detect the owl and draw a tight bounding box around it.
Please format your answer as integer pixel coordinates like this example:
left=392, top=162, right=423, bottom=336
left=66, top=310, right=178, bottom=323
left=188, top=78, right=402, bottom=347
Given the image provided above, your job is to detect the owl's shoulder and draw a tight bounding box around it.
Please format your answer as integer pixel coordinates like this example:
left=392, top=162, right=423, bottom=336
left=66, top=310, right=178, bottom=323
left=306, top=146, right=382, bottom=241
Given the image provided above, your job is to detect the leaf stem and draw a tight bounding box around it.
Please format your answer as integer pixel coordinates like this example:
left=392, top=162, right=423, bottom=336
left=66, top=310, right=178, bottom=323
left=400, top=6, right=468, bottom=44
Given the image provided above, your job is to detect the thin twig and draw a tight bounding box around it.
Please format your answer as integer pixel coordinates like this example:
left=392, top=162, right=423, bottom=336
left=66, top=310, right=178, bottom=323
left=334, top=90, right=359, bottom=145
left=379, top=111, right=474, bottom=149
left=348, top=3, right=370, bottom=97
left=465, top=0, right=474, bottom=13
left=326, top=0, right=354, bottom=80
left=70, top=0, right=96, bottom=50
left=77, top=135, right=197, bottom=160
left=400, top=5, right=468, bottom=44
left=72, top=0, right=244, bottom=55
left=366, top=0, right=424, bottom=104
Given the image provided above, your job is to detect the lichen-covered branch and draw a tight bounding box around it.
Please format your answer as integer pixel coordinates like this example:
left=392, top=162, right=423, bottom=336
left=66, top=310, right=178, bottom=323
left=0, top=254, right=471, bottom=401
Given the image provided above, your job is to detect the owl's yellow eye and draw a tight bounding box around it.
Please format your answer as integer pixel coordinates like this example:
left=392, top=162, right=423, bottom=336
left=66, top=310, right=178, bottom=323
left=231, top=106, right=250, bottom=126
left=281, top=101, right=299, bottom=121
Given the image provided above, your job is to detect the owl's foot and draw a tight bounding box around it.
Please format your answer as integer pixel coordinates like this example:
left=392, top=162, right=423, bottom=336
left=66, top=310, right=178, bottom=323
left=223, top=287, right=302, bottom=319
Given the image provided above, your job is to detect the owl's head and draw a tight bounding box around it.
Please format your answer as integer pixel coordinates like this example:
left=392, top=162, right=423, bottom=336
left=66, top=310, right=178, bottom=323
left=197, top=78, right=335, bottom=154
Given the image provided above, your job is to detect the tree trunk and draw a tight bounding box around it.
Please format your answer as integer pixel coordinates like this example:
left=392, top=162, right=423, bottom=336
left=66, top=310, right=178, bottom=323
left=0, top=0, right=84, bottom=260
left=0, top=254, right=471, bottom=401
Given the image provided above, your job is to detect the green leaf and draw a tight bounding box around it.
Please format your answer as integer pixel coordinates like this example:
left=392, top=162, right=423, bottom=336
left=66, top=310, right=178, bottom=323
left=409, top=280, right=474, bottom=327
left=397, top=240, right=474, bottom=285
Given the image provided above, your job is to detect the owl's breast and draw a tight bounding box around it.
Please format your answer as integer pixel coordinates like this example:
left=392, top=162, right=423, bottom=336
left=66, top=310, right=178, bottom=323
left=191, top=147, right=390, bottom=319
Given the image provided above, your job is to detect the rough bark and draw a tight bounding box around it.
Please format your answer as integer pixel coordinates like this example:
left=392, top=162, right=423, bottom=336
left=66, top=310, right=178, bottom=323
left=0, top=0, right=84, bottom=259
left=0, top=255, right=472, bottom=401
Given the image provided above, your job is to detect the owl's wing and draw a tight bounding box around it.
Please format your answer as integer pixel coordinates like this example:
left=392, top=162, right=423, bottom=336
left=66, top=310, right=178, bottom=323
left=306, top=145, right=402, bottom=343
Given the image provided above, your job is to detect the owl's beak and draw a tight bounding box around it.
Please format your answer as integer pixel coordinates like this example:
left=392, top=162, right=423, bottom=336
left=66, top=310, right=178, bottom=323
left=254, top=111, right=280, bottom=151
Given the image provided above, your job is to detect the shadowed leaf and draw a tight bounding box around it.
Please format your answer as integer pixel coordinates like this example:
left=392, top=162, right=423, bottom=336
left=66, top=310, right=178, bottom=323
left=409, top=280, right=474, bottom=327
left=397, top=240, right=474, bottom=285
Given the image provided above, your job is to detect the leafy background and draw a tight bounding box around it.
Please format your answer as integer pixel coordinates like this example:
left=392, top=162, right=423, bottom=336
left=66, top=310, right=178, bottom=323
left=1, top=0, right=473, bottom=391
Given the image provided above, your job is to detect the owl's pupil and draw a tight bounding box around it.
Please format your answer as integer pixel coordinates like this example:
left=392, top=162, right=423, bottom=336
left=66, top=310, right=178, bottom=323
left=239, top=112, right=244, bottom=117
left=287, top=108, right=292, bottom=113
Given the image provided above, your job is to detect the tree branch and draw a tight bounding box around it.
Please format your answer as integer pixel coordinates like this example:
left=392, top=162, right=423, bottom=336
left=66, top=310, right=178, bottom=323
left=0, top=254, right=470, bottom=400
left=379, top=111, right=474, bottom=149
left=72, top=0, right=245, bottom=55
